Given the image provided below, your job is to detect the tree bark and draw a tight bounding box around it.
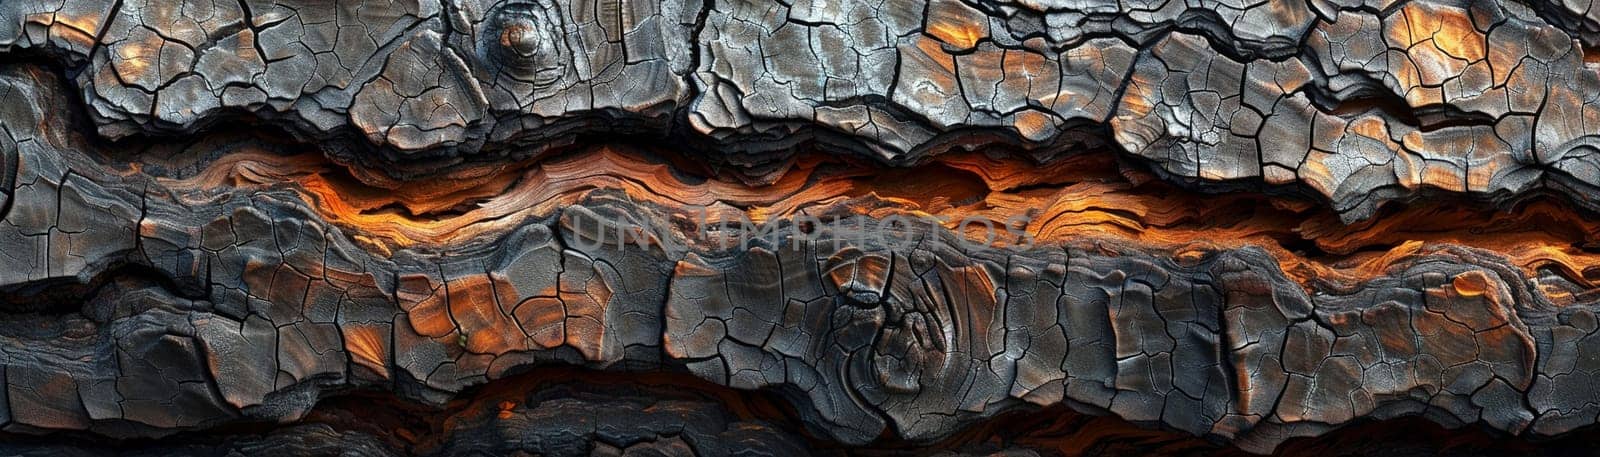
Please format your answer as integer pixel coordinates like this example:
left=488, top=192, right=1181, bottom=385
left=1, top=0, right=1599, bottom=454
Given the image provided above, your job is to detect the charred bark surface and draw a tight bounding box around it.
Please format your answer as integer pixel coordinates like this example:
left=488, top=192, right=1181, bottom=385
left=2, top=0, right=1600, bottom=454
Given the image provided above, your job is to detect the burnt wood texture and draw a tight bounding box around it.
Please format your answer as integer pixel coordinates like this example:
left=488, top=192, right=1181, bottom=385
left=2, top=0, right=1600, bottom=454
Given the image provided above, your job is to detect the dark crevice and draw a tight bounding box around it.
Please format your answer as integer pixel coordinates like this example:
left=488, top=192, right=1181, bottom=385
left=2, top=366, right=1596, bottom=456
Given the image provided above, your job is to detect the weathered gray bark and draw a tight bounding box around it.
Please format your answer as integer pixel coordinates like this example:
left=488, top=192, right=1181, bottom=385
left=2, top=0, right=1600, bottom=454
left=8, top=0, right=1600, bottom=217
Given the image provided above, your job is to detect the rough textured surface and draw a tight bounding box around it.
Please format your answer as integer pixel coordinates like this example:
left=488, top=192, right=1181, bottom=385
left=4, top=0, right=1600, bottom=216
left=2, top=0, right=1600, bottom=454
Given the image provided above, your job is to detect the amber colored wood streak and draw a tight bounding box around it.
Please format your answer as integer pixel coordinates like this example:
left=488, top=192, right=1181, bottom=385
left=157, top=145, right=1600, bottom=304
